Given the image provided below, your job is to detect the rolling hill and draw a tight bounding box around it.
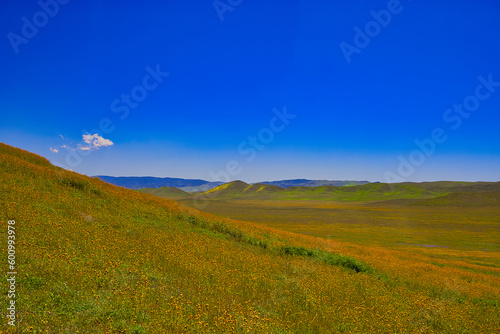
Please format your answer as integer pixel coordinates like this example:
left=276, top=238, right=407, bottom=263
left=413, top=191, right=500, bottom=206
left=403, top=181, right=500, bottom=193
left=242, top=183, right=284, bottom=194
left=2, top=142, right=499, bottom=333
left=259, top=179, right=371, bottom=188
left=191, top=180, right=443, bottom=202
left=193, top=180, right=500, bottom=202
left=140, top=179, right=500, bottom=203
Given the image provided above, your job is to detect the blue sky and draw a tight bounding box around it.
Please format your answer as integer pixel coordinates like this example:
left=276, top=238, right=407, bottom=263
left=1, top=0, right=499, bottom=183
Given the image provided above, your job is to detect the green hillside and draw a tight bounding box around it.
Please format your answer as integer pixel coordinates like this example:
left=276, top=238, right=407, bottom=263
left=137, top=186, right=192, bottom=199
left=242, top=183, right=284, bottom=194
left=413, top=191, right=500, bottom=207
left=203, top=180, right=251, bottom=197
left=404, top=181, right=500, bottom=193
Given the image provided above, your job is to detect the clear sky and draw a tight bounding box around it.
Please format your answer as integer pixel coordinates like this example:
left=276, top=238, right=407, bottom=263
left=1, top=0, right=499, bottom=183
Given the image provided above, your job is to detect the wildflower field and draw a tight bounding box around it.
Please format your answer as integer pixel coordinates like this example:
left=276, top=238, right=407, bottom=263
left=0, top=143, right=499, bottom=333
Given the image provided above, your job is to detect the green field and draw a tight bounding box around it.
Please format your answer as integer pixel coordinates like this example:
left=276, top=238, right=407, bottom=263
left=177, top=198, right=500, bottom=269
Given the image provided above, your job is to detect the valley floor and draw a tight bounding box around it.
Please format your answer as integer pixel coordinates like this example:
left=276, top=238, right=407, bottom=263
left=177, top=198, right=500, bottom=269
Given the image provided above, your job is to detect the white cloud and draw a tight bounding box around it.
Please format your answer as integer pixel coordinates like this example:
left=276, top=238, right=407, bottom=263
left=58, top=134, right=64, bottom=139
left=54, top=133, right=114, bottom=153
left=79, top=133, right=114, bottom=151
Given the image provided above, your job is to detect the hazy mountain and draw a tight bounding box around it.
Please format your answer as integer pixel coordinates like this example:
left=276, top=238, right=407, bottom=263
left=95, top=176, right=223, bottom=190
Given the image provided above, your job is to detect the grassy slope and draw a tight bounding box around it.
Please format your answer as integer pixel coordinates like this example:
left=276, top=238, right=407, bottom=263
left=410, top=181, right=500, bottom=193
left=413, top=191, right=500, bottom=206
left=1, top=143, right=500, bottom=333
left=137, top=186, right=192, bottom=200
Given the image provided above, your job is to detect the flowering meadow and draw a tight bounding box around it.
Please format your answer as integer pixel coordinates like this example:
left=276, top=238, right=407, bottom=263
left=0, top=143, right=499, bottom=333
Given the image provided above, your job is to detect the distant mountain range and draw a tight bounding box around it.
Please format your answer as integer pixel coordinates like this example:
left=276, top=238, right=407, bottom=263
left=137, top=180, right=500, bottom=205
left=94, top=176, right=223, bottom=191
left=94, top=176, right=370, bottom=192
